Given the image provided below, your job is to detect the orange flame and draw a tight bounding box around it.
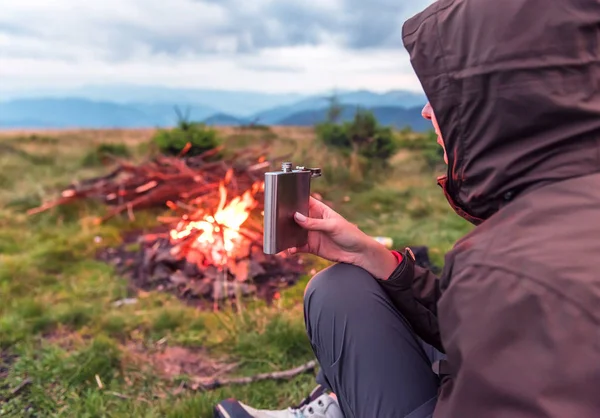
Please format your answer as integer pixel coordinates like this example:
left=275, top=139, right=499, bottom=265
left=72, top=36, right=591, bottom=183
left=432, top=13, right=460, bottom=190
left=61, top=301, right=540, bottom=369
left=169, top=181, right=261, bottom=265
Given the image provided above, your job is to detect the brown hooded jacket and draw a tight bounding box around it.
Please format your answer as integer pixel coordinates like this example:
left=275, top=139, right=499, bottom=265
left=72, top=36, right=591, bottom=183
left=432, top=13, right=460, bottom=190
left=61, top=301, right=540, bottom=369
left=379, top=0, right=600, bottom=416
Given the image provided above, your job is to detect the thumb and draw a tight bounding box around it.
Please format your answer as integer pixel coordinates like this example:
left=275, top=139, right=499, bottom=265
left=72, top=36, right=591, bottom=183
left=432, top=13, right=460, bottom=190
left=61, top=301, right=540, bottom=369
left=294, top=212, right=334, bottom=233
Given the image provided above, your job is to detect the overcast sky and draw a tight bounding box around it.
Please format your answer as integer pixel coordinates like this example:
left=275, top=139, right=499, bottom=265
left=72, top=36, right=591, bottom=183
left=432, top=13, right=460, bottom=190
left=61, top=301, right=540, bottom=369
left=0, top=0, right=433, bottom=94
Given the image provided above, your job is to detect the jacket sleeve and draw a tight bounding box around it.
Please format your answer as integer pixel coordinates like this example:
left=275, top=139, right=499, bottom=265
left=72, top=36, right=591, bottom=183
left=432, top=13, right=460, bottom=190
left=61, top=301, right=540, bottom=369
left=435, top=265, right=600, bottom=417
left=377, top=247, right=444, bottom=352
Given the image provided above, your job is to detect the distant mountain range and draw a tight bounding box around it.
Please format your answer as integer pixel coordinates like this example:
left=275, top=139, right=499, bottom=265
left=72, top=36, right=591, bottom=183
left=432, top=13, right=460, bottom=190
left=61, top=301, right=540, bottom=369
left=0, top=86, right=429, bottom=131
left=276, top=105, right=430, bottom=131
left=0, top=85, right=304, bottom=116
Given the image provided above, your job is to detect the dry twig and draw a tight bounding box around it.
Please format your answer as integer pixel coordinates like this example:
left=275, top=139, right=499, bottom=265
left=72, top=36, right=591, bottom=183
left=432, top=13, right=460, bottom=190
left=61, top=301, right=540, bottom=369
left=188, top=360, right=318, bottom=391
left=5, top=378, right=33, bottom=400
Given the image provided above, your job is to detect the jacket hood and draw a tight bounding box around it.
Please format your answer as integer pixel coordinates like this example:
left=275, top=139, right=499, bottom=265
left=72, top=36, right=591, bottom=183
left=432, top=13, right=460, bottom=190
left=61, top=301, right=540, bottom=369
left=402, top=0, right=600, bottom=224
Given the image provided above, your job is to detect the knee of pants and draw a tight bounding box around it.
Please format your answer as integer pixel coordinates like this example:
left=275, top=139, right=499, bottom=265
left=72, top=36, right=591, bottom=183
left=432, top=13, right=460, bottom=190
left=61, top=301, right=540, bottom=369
left=303, top=262, right=373, bottom=313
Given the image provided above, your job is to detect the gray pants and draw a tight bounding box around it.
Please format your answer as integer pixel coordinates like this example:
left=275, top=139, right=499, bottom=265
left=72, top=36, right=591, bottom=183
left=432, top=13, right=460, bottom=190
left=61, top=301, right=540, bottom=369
left=304, top=263, right=446, bottom=418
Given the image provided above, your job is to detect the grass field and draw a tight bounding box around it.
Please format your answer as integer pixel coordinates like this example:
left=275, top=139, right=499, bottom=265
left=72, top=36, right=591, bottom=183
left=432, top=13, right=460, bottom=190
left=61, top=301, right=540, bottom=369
left=0, top=126, right=472, bottom=417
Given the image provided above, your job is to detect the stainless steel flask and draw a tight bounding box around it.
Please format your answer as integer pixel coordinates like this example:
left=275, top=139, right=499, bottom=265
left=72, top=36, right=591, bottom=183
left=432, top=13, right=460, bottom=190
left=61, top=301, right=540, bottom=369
left=263, top=162, right=321, bottom=254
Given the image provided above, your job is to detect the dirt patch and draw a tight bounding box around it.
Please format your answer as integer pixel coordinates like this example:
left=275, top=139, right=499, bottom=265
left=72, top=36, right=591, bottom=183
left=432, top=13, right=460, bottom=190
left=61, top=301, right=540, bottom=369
left=43, top=327, right=90, bottom=351
left=40, top=333, right=238, bottom=386
left=151, top=346, right=234, bottom=379
left=37, top=330, right=235, bottom=386
left=126, top=343, right=236, bottom=381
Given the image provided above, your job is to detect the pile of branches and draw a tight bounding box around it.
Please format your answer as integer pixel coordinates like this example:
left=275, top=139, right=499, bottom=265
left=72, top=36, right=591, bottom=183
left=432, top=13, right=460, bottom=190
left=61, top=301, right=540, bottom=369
left=27, top=145, right=281, bottom=223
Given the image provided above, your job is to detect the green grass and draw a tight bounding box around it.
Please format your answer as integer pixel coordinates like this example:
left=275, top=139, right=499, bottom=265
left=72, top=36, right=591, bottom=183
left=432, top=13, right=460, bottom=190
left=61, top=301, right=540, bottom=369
left=0, top=128, right=471, bottom=417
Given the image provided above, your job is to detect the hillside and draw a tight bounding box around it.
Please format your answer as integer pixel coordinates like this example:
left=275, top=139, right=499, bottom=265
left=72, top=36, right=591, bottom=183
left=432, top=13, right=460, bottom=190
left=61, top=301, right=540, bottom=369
left=0, top=85, right=305, bottom=116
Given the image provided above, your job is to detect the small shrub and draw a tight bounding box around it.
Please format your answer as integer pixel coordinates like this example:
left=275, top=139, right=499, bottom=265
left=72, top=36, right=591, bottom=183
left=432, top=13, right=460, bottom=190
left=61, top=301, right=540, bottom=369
left=153, top=110, right=221, bottom=156
left=315, top=109, right=400, bottom=185
left=316, top=123, right=349, bottom=150
left=349, top=113, right=398, bottom=161
left=317, top=109, right=399, bottom=162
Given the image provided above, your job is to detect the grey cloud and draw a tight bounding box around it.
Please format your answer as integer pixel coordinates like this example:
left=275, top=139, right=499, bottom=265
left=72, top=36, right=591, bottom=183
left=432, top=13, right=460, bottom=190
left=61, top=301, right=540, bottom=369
left=204, top=0, right=428, bottom=52
left=0, top=0, right=433, bottom=62
left=140, top=0, right=336, bottom=54
left=232, top=0, right=432, bottom=49
left=341, top=0, right=407, bottom=48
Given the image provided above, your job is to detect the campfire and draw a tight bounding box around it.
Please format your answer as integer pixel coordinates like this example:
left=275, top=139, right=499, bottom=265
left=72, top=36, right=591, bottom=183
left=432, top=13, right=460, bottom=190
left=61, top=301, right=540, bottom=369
left=168, top=179, right=262, bottom=267
left=116, top=180, right=304, bottom=307
left=31, top=145, right=307, bottom=307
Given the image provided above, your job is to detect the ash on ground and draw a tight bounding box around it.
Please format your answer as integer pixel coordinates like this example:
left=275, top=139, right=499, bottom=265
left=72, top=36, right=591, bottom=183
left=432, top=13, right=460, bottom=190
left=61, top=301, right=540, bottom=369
left=97, top=230, right=307, bottom=308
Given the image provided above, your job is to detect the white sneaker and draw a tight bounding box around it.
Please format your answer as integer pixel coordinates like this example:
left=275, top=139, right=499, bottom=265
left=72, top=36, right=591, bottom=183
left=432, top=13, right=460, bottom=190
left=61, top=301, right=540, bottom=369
left=214, top=386, right=344, bottom=418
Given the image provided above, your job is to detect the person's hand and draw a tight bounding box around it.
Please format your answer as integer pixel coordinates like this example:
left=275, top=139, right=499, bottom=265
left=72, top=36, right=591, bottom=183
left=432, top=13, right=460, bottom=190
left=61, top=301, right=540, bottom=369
left=288, top=197, right=399, bottom=280
left=288, top=197, right=367, bottom=264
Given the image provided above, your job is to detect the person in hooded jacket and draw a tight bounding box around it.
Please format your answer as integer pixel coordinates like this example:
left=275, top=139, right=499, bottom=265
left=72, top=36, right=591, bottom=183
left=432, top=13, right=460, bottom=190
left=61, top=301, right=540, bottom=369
left=215, top=0, right=600, bottom=417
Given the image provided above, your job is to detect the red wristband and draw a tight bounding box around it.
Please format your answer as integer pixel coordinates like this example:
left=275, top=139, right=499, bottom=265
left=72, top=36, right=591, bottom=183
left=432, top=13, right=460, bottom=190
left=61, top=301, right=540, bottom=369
left=391, top=250, right=403, bottom=264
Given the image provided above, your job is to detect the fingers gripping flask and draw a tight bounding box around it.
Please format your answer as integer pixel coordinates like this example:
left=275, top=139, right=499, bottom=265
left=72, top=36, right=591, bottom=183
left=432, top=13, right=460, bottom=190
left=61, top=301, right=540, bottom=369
left=263, top=162, right=321, bottom=254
